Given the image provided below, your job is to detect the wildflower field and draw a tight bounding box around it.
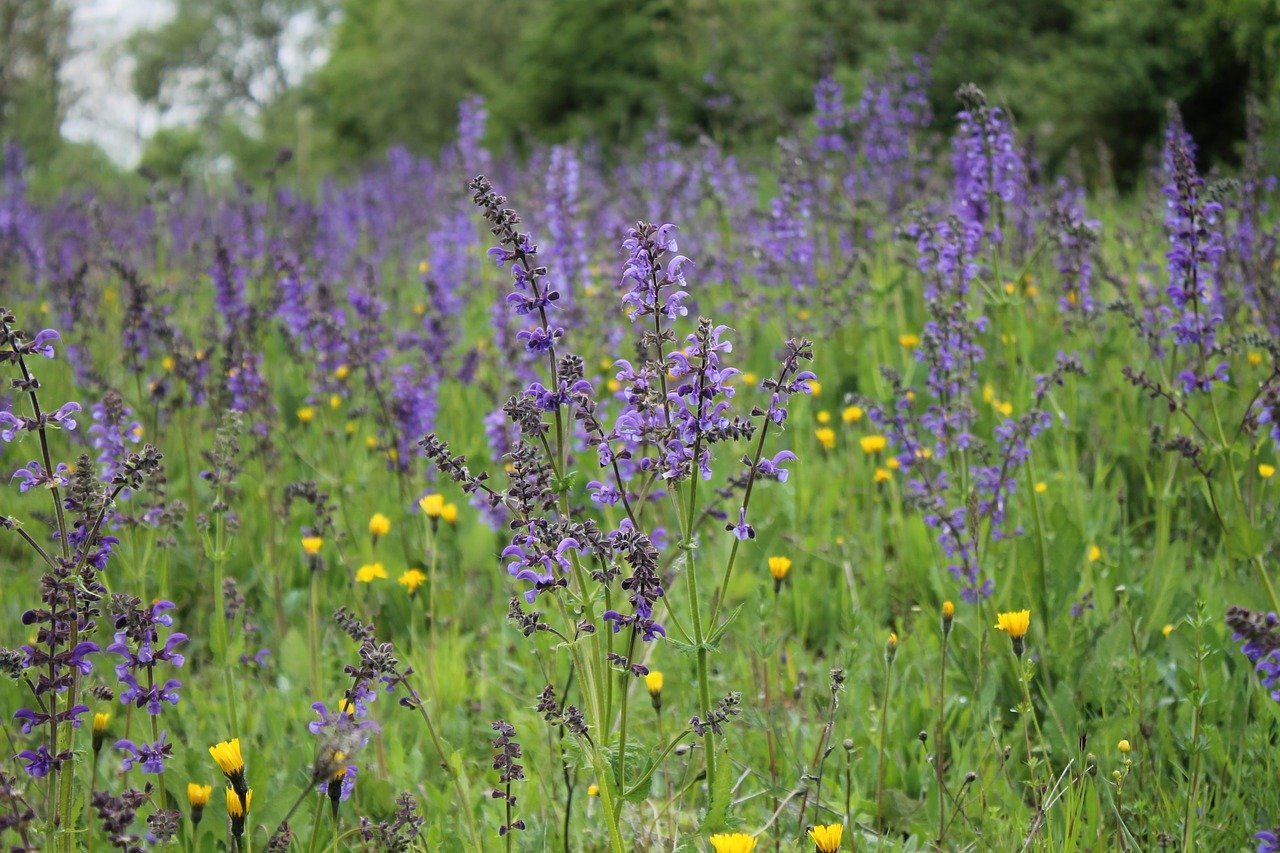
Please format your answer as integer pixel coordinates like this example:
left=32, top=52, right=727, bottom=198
left=4, top=68, right=1280, bottom=852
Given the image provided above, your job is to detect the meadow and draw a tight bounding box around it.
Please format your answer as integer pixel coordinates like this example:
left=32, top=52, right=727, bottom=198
left=2, top=64, right=1280, bottom=852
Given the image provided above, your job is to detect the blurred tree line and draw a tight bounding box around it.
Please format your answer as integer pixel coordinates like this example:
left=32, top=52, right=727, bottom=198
left=4, top=0, right=1279, bottom=188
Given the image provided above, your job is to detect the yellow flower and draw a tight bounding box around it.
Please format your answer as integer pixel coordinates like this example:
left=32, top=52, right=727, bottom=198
left=398, top=569, right=427, bottom=595
left=899, top=333, right=921, bottom=349
left=816, top=410, right=831, bottom=424
left=809, top=380, right=822, bottom=397
left=93, top=712, right=110, bottom=734
left=645, top=671, right=664, bottom=696
left=841, top=405, right=864, bottom=424
left=808, top=823, right=844, bottom=852
left=208, top=739, right=246, bottom=785
left=368, top=513, right=391, bottom=537
left=765, top=556, right=791, bottom=582
left=742, top=371, right=759, bottom=386
left=994, top=610, right=1031, bottom=638
left=859, top=435, right=887, bottom=454
left=942, top=601, right=955, bottom=619
left=587, top=783, right=599, bottom=797
left=355, top=563, right=388, bottom=583
left=330, top=394, right=342, bottom=410
left=709, top=832, right=757, bottom=853
left=1004, top=281, right=1016, bottom=294
left=1162, top=623, right=1175, bottom=638
left=345, top=422, right=357, bottom=435
left=225, top=787, right=252, bottom=831
left=994, top=400, right=1013, bottom=416
left=797, top=309, right=812, bottom=321
left=301, top=537, right=323, bottom=556
left=1117, top=739, right=1131, bottom=753
left=296, top=407, right=315, bottom=424
left=1250, top=351, right=1264, bottom=366
left=365, top=435, right=378, bottom=449
left=413, top=303, right=427, bottom=316
left=886, top=457, right=900, bottom=470
left=419, top=494, right=445, bottom=518
left=441, top=503, right=459, bottom=524
left=1034, top=481, right=1047, bottom=494
left=607, top=378, right=622, bottom=393
left=333, top=364, right=350, bottom=380
left=815, top=427, right=836, bottom=450
left=873, top=467, right=891, bottom=483
left=1261, top=464, right=1276, bottom=479
left=1025, top=284, right=1038, bottom=298
left=188, top=782, right=212, bottom=808
left=161, top=356, right=175, bottom=372
left=1087, top=545, right=1102, bottom=563
left=994, top=610, right=1031, bottom=656
left=418, top=260, right=430, bottom=275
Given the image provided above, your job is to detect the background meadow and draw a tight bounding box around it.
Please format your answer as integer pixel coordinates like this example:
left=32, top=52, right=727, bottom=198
left=4, top=45, right=1280, bottom=852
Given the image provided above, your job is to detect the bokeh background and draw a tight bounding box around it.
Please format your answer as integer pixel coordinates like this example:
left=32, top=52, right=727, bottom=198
left=4, top=0, right=1278, bottom=190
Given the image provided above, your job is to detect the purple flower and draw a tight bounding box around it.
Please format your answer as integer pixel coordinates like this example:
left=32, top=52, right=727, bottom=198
left=115, top=732, right=172, bottom=774
left=17, top=745, right=59, bottom=778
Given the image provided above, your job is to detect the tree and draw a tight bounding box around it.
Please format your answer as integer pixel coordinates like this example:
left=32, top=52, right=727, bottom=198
left=0, top=0, right=72, bottom=162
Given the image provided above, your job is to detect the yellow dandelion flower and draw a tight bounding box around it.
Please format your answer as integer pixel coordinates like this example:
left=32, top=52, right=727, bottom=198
left=301, top=537, right=323, bottom=556
left=1026, top=284, right=1038, bottom=297
left=1034, top=481, right=1047, bottom=494
left=874, top=467, right=891, bottom=483
left=398, top=569, right=427, bottom=595
left=93, top=712, right=110, bottom=734
left=161, top=356, right=175, bottom=372
left=208, top=739, right=246, bottom=786
left=365, top=435, right=378, bottom=449
left=188, top=782, right=212, bottom=808
left=742, top=371, right=759, bottom=386
left=1261, top=464, right=1276, bottom=479
left=982, top=384, right=995, bottom=403
left=767, top=556, right=792, bottom=581
left=817, top=410, right=831, bottom=424
left=296, top=407, right=315, bottom=424
left=809, top=380, right=821, bottom=397
left=899, top=333, right=921, bottom=349
left=841, top=405, right=864, bottom=424
left=355, top=563, right=388, bottom=583
left=1004, top=281, right=1016, bottom=294
left=994, top=400, right=1013, bottom=416
left=1250, top=352, right=1264, bottom=366
left=333, top=364, right=350, bottom=380
left=225, top=788, right=252, bottom=837
left=607, top=378, right=621, bottom=393
left=1162, top=623, right=1174, bottom=638
left=645, top=671, right=663, bottom=696
left=942, top=601, right=955, bottom=619
left=330, top=394, right=342, bottom=410
left=345, top=422, right=357, bottom=436
left=709, top=832, right=757, bottom=853
left=815, top=427, right=836, bottom=450
left=886, top=456, right=900, bottom=470
left=859, top=435, right=887, bottom=454
left=994, top=610, right=1031, bottom=639
left=419, top=494, right=445, bottom=518
left=368, top=513, right=391, bottom=538
left=808, top=823, right=844, bottom=852
left=441, top=503, right=459, bottom=523
left=413, top=303, right=427, bottom=316
left=418, top=260, right=430, bottom=275
left=1087, top=545, right=1102, bottom=563
left=587, top=783, right=599, bottom=797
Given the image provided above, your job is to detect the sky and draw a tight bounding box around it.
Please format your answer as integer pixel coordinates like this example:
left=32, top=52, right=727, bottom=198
left=63, top=0, right=169, bottom=166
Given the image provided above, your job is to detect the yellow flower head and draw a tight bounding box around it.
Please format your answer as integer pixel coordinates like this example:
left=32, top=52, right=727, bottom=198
left=296, top=406, right=315, bottom=424
left=368, top=513, right=391, bottom=538
left=356, top=563, right=388, bottom=583
left=860, top=435, right=887, bottom=454
left=709, top=832, right=757, bottom=853
left=418, top=260, right=430, bottom=275
left=1087, top=545, right=1102, bottom=563
left=161, top=356, right=175, bottom=372
left=767, top=556, right=792, bottom=581
left=398, top=569, right=427, bottom=595
left=1034, top=481, right=1047, bottom=494
left=994, top=610, right=1031, bottom=639
left=808, top=380, right=822, bottom=397
left=225, top=786, right=252, bottom=818
left=942, top=600, right=955, bottom=620
left=1250, top=351, right=1264, bottom=366
left=587, top=783, right=599, bottom=797
left=1162, top=623, right=1175, bottom=638
left=1261, top=464, right=1276, bottom=479
left=742, top=371, right=759, bottom=387
left=1117, top=739, right=1131, bottom=753
left=209, top=739, right=245, bottom=780
left=808, top=823, right=844, bottom=852
left=886, top=632, right=899, bottom=661
left=329, top=394, right=342, bottom=410
left=188, top=782, right=212, bottom=807
left=815, top=427, right=836, bottom=450
left=365, top=435, right=378, bottom=449
left=899, top=333, right=921, bottom=349
left=301, top=536, right=323, bottom=556
left=419, top=494, right=445, bottom=518
left=645, top=671, right=664, bottom=696
left=816, top=410, right=831, bottom=424
left=333, top=364, right=350, bottom=380
left=441, top=503, right=459, bottom=524
left=873, top=467, right=891, bottom=483
left=841, top=405, right=864, bottom=424
left=93, top=712, right=110, bottom=734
